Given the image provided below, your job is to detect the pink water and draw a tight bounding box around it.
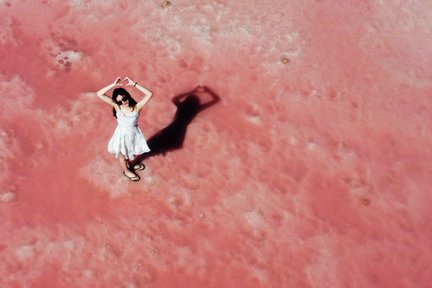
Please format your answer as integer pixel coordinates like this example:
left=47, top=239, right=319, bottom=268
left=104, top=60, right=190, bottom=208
left=1, top=1, right=432, bottom=287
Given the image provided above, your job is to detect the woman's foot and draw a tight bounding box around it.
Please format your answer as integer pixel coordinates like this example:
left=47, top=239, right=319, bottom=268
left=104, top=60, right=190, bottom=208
left=123, top=170, right=140, bottom=181
left=133, top=163, right=145, bottom=171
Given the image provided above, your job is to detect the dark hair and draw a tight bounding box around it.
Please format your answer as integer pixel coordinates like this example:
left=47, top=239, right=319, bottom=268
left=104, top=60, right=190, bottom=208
left=111, top=88, right=137, bottom=117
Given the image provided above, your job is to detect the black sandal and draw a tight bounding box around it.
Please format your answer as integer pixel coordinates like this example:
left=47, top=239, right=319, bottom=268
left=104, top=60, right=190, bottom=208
left=123, top=171, right=140, bottom=181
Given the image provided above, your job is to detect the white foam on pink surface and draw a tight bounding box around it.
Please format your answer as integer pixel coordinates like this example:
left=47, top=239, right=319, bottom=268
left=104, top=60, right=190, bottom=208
left=1, top=0, right=432, bottom=287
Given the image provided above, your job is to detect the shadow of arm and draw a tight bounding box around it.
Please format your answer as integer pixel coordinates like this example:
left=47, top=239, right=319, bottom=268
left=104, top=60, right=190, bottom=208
left=172, top=89, right=196, bottom=106
left=198, top=86, right=221, bottom=111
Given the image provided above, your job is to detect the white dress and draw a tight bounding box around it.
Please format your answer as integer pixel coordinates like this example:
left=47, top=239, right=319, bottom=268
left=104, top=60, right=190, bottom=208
left=107, top=110, right=150, bottom=159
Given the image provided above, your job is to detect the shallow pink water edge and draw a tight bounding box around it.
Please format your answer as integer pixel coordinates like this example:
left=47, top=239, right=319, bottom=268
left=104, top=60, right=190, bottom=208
left=1, top=1, right=432, bottom=287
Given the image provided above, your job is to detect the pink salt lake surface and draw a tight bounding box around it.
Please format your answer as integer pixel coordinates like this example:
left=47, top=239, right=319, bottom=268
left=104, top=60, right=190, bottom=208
left=1, top=1, right=432, bottom=287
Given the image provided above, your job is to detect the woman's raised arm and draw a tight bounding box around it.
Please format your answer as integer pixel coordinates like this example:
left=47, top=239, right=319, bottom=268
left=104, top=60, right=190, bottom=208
left=96, top=77, right=122, bottom=107
left=124, top=77, right=153, bottom=111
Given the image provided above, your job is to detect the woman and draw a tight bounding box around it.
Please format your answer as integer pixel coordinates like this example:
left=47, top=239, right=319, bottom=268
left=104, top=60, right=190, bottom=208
left=96, top=77, right=153, bottom=181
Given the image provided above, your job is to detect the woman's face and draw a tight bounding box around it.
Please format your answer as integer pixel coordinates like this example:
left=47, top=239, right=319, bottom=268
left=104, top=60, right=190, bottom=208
left=116, top=95, right=129, bottom=106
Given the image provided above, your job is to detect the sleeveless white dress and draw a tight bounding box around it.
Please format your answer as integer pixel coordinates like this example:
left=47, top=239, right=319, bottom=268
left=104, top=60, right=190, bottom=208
left=108, top=110, right=150, bottom=159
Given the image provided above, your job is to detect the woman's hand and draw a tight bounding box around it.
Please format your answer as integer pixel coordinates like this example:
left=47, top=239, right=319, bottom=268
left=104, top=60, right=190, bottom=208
left=124, top=77, right=136, bottom=87
left=113, top=77, right=122, bottom=86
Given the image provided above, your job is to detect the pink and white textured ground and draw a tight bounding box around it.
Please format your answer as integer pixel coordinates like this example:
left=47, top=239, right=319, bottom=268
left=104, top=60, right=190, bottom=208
left=1, top=1, right=432, bottom=287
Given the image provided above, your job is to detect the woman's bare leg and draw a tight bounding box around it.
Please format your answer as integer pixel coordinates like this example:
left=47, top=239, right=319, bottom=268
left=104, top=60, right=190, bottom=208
left=128, top=155, right=137, bottom=169
left=118, top=154, right=136, bottom=177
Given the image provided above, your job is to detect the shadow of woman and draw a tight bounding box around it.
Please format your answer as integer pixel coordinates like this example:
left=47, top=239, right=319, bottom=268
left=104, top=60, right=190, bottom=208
left=134, top=85, right=220, bottom=165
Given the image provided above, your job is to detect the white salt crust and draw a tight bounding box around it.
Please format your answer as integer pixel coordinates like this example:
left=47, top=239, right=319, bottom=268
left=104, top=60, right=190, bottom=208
left=0, top=192, right=15, bottom=203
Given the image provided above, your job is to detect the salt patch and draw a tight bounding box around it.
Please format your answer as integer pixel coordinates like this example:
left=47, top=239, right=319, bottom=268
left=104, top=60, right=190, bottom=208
left=284, top=47, right=302, bottom=59
left=245, top=104, right=262, bottom=124
left=184, top=191, right=191, bottom=205
left=251, top=267, right=269, bottom=284
left=144, top=175, right=157, bottom=185
left=168, top=196, right=178, bottom=205
left=16, top=245, right=35, bottom=261
left=0, top=130, right=15, bottom=159
left=286, top=31, right=299, bottom=42
left=307, top=142, right=317, bottom=151
left=56, top=50, right=82, bottom=62
left=55, top=50, right=83, bottom=70
left=64, top=240, right=75, bottom=250
left=244, top=209, right=266, bottom=228
left=248, top=115, right=261, bottom=124
left=0, top=20, right=14, bottom=45
left=82, top=269, right=93, bottom=279
left=80, top=158, right=130, bottom=198
left=0, top=192, right=15, bottom=203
